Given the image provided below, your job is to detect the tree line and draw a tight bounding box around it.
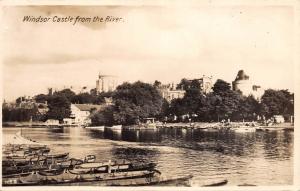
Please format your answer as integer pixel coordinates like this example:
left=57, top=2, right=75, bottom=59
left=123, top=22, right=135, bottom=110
left=91, top=79, right=294, bottom=125
left=167, top=79, right=293, bottom=122
left=2, top=89, right=112, bottom=122
left=2, top=78, right=294, bottom=125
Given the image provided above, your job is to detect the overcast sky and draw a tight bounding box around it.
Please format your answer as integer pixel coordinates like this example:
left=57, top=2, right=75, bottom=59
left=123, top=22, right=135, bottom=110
left=2, top=5, right=295, bottom=101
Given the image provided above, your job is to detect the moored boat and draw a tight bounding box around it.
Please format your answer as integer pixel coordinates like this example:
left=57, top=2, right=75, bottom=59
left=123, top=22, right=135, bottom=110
left=230, top=126, right=256, bottom=133
left=57, top=172, right=193, bottom=186
left=46, top=153, right=69, bottom=160
left=3, top=170, right=156, bottom=186
left=105, top=125, right=122, bottom=131
left=85, top=126, right=105, bottom=131
left=201, top=179, right=228, bottom=186
left=69, top=161, right=156, bottom=174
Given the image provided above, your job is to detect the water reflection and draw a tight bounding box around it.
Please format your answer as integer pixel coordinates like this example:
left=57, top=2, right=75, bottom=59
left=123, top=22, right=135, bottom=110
left=104, top=129, right=122, bottom=140
left=3, top=127, right=293, bottom=186
left=122, top=129, right=162, bottom=142
left=40, top=127, right=294, bottom=160
left=113, top=147, right=159, bottom=162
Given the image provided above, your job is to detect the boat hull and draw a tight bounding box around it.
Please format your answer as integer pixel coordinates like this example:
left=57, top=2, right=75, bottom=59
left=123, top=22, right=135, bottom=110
left=3, top=172, right=195, bottom=187
left=85, top=126, right=105, bottom=131
left=2, top=170, right=155, bottom=186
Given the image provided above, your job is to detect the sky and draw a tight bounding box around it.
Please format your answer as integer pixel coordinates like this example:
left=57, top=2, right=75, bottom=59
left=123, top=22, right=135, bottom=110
left=1, top=4, right=296, bottom=101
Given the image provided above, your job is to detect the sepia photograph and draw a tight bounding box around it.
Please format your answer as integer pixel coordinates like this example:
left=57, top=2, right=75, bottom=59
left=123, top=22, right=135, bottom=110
left=1, top=0, right=299, bottom=189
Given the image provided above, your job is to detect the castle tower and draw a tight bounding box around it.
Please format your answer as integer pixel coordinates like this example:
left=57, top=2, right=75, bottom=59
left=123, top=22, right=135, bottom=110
left=96, top=72, right=118, bottom=94
left=232, top=70, right=253, bottom=96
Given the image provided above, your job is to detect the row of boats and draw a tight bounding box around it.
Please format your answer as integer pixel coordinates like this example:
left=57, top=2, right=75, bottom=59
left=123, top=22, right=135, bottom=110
left=86, top=124, right=291, bottom=133
left=85, top=125, right=121, bottom=131
left=2, top=132, right=228, bottom=187
left=2, top=144, right=182, bottom=186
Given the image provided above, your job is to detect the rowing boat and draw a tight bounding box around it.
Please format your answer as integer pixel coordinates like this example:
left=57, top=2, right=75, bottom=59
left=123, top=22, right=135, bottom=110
left=3, top=170, right=155, bottom=186
left=85, top=126, right=105, bottom=131
left=69, top=162, right=156, bottom=174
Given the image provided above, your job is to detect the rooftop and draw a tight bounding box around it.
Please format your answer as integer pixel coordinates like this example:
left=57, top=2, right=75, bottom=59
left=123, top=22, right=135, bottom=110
left=73, top=104, right=104, bottom=111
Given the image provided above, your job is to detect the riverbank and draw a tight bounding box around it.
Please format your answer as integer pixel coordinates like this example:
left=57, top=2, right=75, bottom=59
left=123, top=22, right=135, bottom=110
left=157, top=122, right=294, bottom=129
left=2, top=121, right=294, bottom=129
left=2, top=126, right=294, bottom=186
left=2, top=121, right=46, bottom=127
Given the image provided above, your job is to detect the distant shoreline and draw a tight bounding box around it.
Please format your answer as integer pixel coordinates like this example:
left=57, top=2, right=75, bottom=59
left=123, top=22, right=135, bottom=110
left=2, top=121, right=294, bottom=129
left=2, top=121, right=45, bottom=127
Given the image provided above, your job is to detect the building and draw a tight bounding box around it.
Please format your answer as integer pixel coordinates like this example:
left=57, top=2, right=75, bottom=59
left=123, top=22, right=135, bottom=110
left=188, top=75, right=213, bottom=94
left=157, top=83, right=186, bottom=103
left=273, top=115, right=285, bottom=123
left=232, top=70, right=264, bottom=99
left=45, top=119, right=59, bottom=126
left=63, top=104, right=105, bottom=126
left=49, top=86, right=91, bottom=95
left=96, top=73, right=118, bottom=94
left=37, top=102, right=49, bottom=115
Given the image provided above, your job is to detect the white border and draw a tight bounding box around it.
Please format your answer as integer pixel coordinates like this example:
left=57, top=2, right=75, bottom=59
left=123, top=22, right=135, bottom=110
left=1, top=0, right=299, bottom=191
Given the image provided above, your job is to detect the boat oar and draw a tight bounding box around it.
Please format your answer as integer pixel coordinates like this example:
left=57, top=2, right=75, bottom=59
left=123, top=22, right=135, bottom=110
left=152, top=169, right=161, bottom=175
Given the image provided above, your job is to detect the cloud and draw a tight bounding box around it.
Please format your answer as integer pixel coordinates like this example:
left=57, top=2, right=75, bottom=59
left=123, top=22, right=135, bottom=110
left=2, top=5, right=295, bottom=100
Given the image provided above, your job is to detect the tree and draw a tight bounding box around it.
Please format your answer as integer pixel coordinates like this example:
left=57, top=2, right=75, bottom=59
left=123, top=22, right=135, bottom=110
left=196, top=93, right=217, bottom=121
left=153, top=80, right=162, bottom=88
left=181, top=89, right=203, bottom=115
left=212, top=79, right=231, bottom=94
left=212, top=79, right=241, bottom=121
left=90, top=106, right=114, bottom=126
left=190, top=79, right=201, bottom=89
left=260, top=89, right=294, bottom=119
left=53, top=89, right=76, bottom=102
left=16, top=96, right=26, bottom=104
left=168, top=98, right=185, bottom=117
left=158, top=99, right=170, bottom=120
left=176, top=78, right=200, bottom=90
left=2, top=107, right=39, bottom=122
left=46, top=95, right=71, bottom=122
left=72, top=93, right=97, bottom=104
left=90, top=88, right=98, bottom=96
left=233, top=95, right=259, bottom=121
left=93, top=91, right=114, bottom=104
left=34, top=94, right=50, bottom=103
left=112, top=81, right=164, bottom=125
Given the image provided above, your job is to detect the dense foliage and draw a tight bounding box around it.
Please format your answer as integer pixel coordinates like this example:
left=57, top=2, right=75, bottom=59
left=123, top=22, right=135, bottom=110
left=91, top=81, right=164, bottom=125
left=2, top=107, right=41, bottom=122
left=167, top=79, right=293, bottom=122
left=260, top=89, right=294, bottom=119
left=2, top=78, right=294, bottom=124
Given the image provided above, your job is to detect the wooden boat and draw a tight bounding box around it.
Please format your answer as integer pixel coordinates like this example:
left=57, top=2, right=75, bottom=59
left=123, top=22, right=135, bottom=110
left=2, top=157, right=82, bottom=177
left=85, top=126, right=105, bottom=131
left=3, top=164, right=65, bottom=178
left=105, top=125, right=122, bottom=131
left=2, top=164, right=48, bottom=176
left=38, top=167, right=65, bottom=176
left=66, top=173, right=193, bottom=186
left=3, top=153, right=69, bottom=168
left=135, top=174, right=193, bottom=186
left=230, top=126, right=256, bottom=133
left=3, top=155, right=48, bottom=167
left=2, top=172, right=33, bottom=179
left=69, top=162, right=156, bottom=174
left=83, top=155, right=96, bottom=163
left=46, top=153, right=69, bottom=160
left=3, top=170, right=155, bottom=186
left=3, top=146, right=50, bottom=157
left=202, top=179, right=228, bottom=186
left=57, top=158, right=84, bottom=168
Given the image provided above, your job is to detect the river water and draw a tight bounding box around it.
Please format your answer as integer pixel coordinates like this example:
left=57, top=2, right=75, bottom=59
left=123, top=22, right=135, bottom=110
left=2, top=127, right=293, bottom=186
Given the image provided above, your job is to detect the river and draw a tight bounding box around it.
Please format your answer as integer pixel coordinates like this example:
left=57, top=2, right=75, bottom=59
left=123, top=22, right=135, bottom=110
left=2, top=127, right=293, bottom=186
